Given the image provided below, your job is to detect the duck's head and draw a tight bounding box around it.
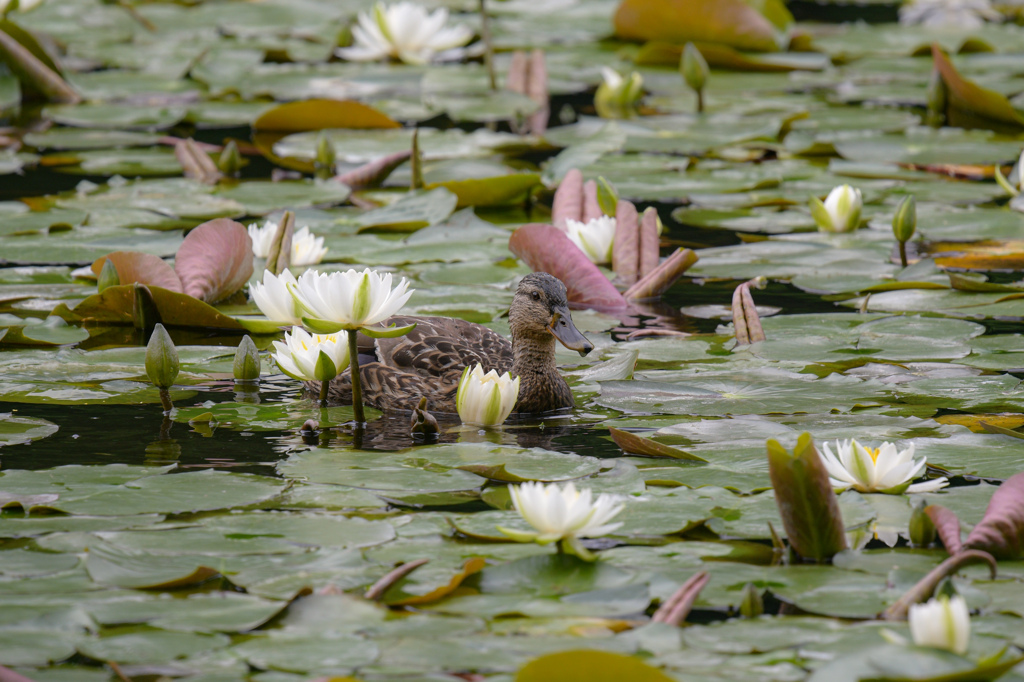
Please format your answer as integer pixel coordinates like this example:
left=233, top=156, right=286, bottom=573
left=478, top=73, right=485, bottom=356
left=510, top=272, right=594, bottom=357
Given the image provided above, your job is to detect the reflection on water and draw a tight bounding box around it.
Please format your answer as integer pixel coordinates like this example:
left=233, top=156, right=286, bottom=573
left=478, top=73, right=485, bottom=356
left=0, top=381, right=625, bottom=475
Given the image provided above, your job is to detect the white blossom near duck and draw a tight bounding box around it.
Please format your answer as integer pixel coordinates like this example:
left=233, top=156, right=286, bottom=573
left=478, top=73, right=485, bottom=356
left=565, top=216, right=617, bottom=265
left=270, top=326, right=350, bottom=384
left=456, top=363, right=520, bottom=427
left=247, top=221, right=328, bottom=266
left=250, top=269, right=304, bottom=326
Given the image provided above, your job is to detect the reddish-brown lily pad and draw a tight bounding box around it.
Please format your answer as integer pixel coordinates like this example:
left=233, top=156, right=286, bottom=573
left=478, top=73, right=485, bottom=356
left=91, top=251, right=183, bottom=293
left=508, top=223, right=628, bottom=311
left=175, top=218, right=253, bottom=303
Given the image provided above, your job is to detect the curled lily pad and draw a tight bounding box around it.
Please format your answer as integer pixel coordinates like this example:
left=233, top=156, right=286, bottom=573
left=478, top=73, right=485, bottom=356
left=90, top=251, right=183, bottom=293
left=174, top=218, right=253, bottom=303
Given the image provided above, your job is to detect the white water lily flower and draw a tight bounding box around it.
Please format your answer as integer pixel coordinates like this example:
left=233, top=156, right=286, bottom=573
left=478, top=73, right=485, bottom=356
left=811, top=184, right=862, bottom=233
left=248, top=221, right=328, bottom=266
left=820, top=439, right=948, bottom=494
left=293, top=267, right=413, bottom=331
left=900, top=0, right=1000, bottom=28
left=270, top=326, right=350, bottom=383
left=337, top=1, right=474, bottom=65
left=909, top=595, right=971, bottom=655
left=456, top=363, right=520, bottom=427
left=565, top=216, right=617, bottom=265
left=595, top=67, right=644, bottom=118
left=499, top=481, right=624, bottom=544
left=250, top=269, right=303, bottom=325
left=995, top=148, right=1024, bottom=197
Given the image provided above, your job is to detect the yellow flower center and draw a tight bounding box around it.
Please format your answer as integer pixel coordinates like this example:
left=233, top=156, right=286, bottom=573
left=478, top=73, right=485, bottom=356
left=866, top=447, right=880, bottom=463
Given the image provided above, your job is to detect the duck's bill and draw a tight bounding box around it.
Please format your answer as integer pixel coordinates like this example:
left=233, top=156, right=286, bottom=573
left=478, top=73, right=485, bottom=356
left=548, top=305, right=595, bottom=357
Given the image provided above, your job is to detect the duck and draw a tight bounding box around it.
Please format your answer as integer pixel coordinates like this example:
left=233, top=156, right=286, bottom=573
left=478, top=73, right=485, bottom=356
left=310, top=272, right=594, bottom=414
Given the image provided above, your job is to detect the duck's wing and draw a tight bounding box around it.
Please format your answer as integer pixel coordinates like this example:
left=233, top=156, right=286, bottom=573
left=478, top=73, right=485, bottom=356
left=374, top=315, right=513, bottom=380
left=320, top=316, right=513, bottom=413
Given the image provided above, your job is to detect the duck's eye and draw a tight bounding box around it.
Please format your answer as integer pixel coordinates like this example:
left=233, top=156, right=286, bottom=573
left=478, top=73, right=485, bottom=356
left=531, top=291, right=540, bottom=301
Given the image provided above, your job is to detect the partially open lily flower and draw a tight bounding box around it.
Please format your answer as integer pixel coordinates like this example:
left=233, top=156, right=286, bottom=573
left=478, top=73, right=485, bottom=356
left=595, top=67, right=644, bottom=119
left=565, top=216, right=617, bottom=265
left=250, top=269, right=303, bottom=326
left=810, top=184, right=862, bottom=233
left=292, top=268, right=413, bottom=332
left=499, top=482, right=624, bottom=546
left=248, top=221, right=328, bottom=266
left=456, top=363, right=520, bottom=427
left=337, top=1, right=474, bottom=65
left=270, top=326, right=350, bottom=383
left=909, top=595, right=971, bottom=655
left=900, top=0, right=1000, bottom=28
left=820, top=439, right=948, bottom=494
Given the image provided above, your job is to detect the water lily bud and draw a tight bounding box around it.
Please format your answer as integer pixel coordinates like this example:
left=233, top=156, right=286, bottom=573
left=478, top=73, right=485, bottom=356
left=909, top=595, right=970, bottom=655
left=97, top=258, right=120, bottom=293
left=909, top=499, right=937, bottom=547
left=314, top=133, right=336, bottom=177
left=739, top=582, right=763, bottom=618
left=145, top=323, right=179, bottom=389
left=892, top=195, right=917, bottom=243
left=233, top=334, right=261, bottom=382
left=810, top=184, right=862, bottom=233
left=217, top=140, right=243, bottom=176
left=456, top=363, right=520, bottom=427
left=926, top=68, right=947, bottom=126
left=595, top=67, right=644, bottom=119
left=681, top=42, right=708, bottom=95
left=767, top=433, right=848, bottom=562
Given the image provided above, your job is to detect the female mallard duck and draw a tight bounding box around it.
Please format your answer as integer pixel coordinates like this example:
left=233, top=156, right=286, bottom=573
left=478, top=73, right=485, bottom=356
left=311, top=272, right=593, bottom=414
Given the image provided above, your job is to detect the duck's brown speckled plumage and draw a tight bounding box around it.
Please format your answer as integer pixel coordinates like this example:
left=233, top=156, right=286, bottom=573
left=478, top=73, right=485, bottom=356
left=310, top=272, right=592, bottom=414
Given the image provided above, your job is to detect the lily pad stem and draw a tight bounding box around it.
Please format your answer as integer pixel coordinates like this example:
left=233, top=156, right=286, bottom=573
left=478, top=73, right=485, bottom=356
left=348, top=329, right=365, bottom=425
left=898, top=241, right=908, bottom=268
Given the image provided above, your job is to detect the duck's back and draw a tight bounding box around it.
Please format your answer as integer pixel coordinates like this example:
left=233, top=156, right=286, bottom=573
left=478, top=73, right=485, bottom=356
left=324, top=315, right=513, bottom=413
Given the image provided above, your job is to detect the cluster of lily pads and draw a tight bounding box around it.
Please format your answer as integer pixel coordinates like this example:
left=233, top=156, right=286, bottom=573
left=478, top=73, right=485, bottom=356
left=4, top=0, right=1024, bottom=680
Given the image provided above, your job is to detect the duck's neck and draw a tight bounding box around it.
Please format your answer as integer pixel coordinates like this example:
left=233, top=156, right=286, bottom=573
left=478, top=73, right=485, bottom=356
left=510, top=332, right=573, bottom=412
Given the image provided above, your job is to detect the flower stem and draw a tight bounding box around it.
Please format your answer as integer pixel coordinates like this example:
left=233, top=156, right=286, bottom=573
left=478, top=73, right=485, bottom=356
left=696, top=88, right=704, bottom=114
left=318, top=376, right=329, bottom=408
left=479, top=0, right=496, bottom=91
left=158, top=388, right=173, bottom=413
left=898, top=240, right=908, bottom=268
left=348, top=329, right=365, bottom=425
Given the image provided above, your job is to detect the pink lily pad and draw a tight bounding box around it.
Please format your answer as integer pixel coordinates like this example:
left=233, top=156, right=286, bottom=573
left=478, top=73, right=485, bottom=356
left=91, top=252, right=183, bottom=293
left=508, top=223, right=628, bottom=311
left=175, top=218, right=254, bottom=303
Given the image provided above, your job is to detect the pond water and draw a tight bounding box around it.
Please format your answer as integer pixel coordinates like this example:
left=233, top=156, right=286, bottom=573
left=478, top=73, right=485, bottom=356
left=3, top=0, right=1024, bottom=680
